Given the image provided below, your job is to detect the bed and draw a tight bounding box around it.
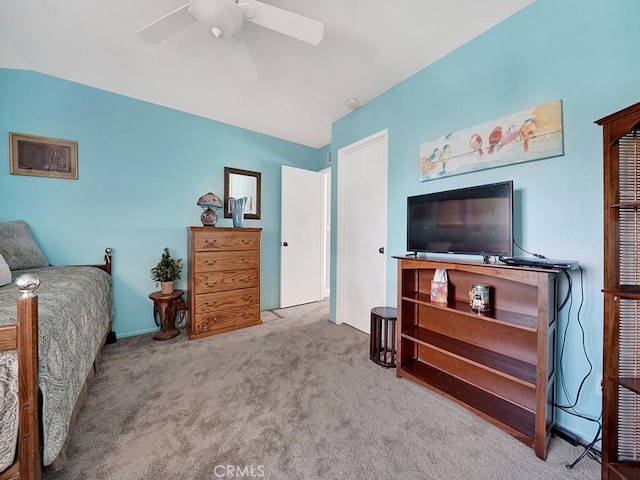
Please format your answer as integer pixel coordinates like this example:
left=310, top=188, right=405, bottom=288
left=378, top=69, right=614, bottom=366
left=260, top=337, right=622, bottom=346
left=0, top=220, right=114, bottom=479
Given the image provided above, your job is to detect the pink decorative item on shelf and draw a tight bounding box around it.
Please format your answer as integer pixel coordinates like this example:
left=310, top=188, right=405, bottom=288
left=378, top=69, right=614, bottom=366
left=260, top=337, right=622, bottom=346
left=430, top=268, right=448, bottom=304
left=430, top=281, right=448, bottom=304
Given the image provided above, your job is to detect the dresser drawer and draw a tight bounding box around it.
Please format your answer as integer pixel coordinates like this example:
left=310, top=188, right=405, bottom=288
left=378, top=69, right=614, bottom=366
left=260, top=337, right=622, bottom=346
left=192, top=304, right=261, bottom=337
left=194, top=251, right=259, bottom=272
left=194, top=269, right=259, bottom=294
left=195, top=287, right=259, bottom=314
left=193, top=230, right=260, bottom=252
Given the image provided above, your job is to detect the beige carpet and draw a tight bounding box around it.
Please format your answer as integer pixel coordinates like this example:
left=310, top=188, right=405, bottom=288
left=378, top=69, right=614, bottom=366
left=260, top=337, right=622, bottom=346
left=43, top=301, right=599, bottom=480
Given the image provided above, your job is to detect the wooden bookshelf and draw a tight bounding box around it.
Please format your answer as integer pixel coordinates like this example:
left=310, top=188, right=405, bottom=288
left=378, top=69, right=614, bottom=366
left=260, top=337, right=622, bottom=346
left=597, top=102, right=640, bottom=480
left=395, top=257, right=557, bottom=459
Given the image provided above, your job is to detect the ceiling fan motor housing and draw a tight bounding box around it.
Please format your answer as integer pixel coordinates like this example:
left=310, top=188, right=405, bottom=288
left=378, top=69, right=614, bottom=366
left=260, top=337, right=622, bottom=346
left=190, top=0, right=243, bottom=38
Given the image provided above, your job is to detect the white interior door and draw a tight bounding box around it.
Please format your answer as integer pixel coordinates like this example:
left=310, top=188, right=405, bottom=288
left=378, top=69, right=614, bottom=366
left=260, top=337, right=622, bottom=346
left=280, top=165, right=323, bottom=308
left=337, top=130, right=388, bottom=334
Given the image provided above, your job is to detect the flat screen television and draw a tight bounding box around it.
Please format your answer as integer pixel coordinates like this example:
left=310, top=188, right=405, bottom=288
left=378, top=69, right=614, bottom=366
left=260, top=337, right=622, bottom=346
left=407, top=180, right=513, bottom=259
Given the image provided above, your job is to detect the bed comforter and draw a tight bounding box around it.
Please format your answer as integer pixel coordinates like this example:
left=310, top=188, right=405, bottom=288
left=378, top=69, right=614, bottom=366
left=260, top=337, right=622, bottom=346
left=0, top=265, right=113, bottom=469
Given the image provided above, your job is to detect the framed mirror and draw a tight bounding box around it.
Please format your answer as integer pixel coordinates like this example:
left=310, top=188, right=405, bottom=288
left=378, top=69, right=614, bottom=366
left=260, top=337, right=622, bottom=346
left=224, top=167, right=261, bottom=219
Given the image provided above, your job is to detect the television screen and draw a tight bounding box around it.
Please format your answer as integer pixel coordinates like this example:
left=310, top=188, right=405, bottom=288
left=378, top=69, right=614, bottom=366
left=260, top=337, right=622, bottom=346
left=407, top=181, right=513, bottom=258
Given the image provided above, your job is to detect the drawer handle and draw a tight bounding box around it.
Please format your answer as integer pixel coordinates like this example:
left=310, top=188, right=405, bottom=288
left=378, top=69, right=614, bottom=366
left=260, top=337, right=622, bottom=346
left=241, top=295, right=253, bottom=301
left=203, top=259, right=218, bottom=264
left=241, top=239, right=252, bottom=244
left=204, top=281, right=218, bottom=286
left=203, top=239, right=218, bottom=244
left=203, top=300, right=218, bottom=306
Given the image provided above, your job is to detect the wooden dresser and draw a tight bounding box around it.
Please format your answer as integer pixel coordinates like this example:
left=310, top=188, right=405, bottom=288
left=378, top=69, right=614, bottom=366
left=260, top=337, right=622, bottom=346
left=187, top=226, right=262, bottom=340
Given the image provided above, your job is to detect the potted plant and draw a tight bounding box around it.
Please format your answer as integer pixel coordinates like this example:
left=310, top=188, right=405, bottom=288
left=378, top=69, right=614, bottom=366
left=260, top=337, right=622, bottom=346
left=150, top=247, right=183, bottom=294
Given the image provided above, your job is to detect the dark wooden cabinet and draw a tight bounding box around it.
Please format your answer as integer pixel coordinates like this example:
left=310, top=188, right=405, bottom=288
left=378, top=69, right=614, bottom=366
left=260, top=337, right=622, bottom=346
left=187, top=227, right=262, bottom=340
left=597, top=102, right=640, bottom=480
left=395, top=257, right=557, bottom=459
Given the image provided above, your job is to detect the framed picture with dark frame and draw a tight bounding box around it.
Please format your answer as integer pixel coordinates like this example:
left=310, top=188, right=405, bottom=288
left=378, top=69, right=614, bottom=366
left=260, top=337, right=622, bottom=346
left=9, top=132, right=78, bottom=179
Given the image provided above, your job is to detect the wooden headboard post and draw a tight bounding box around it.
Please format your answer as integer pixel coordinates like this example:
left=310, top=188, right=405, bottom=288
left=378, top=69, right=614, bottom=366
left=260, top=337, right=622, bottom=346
left=103, top=247, right=112, bottom=276
left=100, top=248, right=117, bottom=344
left=17, top=276, right=41, bottom=480
left=0, top=275, right=42, bottom=480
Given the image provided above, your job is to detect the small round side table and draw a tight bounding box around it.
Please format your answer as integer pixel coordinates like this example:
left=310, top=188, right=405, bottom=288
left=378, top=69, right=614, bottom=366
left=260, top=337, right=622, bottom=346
left=149, top=289, right=186, bottom=341
left=370, top=306, right=397, bottom=368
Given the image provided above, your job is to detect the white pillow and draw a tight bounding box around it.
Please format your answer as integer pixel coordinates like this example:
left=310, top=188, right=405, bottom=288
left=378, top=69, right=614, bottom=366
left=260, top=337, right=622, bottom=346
left=0, top=253, right=11, bottom=287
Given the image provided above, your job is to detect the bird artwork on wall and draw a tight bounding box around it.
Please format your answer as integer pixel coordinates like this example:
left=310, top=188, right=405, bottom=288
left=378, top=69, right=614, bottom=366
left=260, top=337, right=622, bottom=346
left=519, top=118, right=537, bottom=152
left=418, top=99, right=563, bottom=181
left=498, top=124, right=521, bottom=152
left=488, top=126, right=502, bottom=154
left=469, top=133, right=484, bottom=157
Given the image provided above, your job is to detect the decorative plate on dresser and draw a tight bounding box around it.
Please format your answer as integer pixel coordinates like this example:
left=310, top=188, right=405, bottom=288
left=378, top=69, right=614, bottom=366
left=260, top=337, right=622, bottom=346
left=187, top=227, right=262, bottom=339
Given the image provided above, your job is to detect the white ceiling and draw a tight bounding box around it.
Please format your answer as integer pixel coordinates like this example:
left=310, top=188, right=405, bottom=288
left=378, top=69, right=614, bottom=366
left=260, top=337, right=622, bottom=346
left=0, top=0, right=535, bottom=148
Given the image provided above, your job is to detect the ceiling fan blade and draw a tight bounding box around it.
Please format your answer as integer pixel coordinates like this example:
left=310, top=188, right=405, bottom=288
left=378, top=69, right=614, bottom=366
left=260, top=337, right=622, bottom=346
left=227, top=33, right=259, bottom=82
left=136, top=4, right=195, bottom=45
left=240, top=0, right=324, bottom=46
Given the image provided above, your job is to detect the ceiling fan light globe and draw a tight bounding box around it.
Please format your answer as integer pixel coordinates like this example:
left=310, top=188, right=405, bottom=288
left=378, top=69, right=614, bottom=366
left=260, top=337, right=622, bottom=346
left=211, top=27, right=223, bottom=38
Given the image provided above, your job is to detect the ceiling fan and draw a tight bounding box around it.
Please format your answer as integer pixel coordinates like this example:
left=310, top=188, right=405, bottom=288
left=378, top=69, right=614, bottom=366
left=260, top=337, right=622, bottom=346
left=135, top=0, right=324, bottom=82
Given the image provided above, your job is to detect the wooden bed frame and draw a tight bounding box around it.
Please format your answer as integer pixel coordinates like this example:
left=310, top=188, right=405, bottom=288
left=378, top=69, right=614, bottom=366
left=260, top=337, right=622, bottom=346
left=0, top=249, right=113, bottom=480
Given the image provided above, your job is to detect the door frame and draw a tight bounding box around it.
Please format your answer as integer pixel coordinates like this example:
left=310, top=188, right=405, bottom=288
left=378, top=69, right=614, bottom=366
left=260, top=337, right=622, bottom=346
left=320, top=167, right=331, bottom=300
left=336, top=129, right=388, bottom=326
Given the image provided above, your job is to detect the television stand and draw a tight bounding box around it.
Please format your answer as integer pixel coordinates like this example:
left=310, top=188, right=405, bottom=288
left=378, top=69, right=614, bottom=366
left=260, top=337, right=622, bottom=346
left=394, top=256, right=558, bottom=459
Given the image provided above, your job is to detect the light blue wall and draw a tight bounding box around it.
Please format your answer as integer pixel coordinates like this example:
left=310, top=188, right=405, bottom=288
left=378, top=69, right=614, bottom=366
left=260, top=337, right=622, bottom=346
left=0, top=68, right=322, bottom=337
left=330, top=0, right=640, bottom=444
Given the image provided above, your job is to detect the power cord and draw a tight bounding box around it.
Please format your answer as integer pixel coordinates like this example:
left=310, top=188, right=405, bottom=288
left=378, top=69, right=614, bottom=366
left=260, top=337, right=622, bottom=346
left=565, top=421, right=602, bottom=468
left=511, top=242, right=602, bottom=466
left=553, top=266, right=602, bottom=468
left=513, top=239, right=547, bottom=259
